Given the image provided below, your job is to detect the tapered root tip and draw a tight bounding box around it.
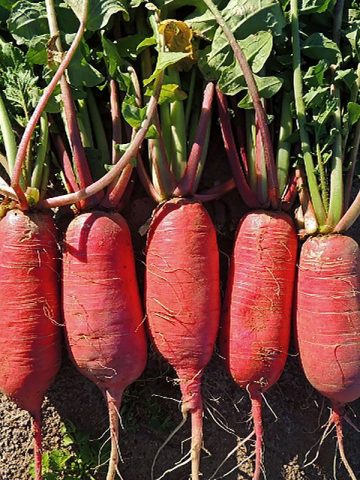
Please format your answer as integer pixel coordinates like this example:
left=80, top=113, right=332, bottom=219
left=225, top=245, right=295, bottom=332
left=33, top=411, right=43, bottom=480
left=251, top=395, right=264, bottom=480
left=331, top=404, right=357, bottom=480
left=106, top=390, right=122, bottom=480
left=191, top=407, right=203, bottom=480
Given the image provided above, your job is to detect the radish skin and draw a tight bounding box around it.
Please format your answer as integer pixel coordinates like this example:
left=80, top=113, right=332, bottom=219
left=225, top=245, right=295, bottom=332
left=221, top=211, right=298, bottom=479
left=62, top=211, right=147, bottom=480
left=146, top=198, right=220, bottom=479
left=0, top=210, right=61, bottom=480
left=297, top=235, right=360, bottom=404
left=296, top=234, right=360, bottom=479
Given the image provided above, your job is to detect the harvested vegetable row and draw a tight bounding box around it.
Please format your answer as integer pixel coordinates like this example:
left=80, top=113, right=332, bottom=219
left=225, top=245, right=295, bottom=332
left=200, top=1, right=298, bottom=478
left=290, top=0, right=360, bottom=477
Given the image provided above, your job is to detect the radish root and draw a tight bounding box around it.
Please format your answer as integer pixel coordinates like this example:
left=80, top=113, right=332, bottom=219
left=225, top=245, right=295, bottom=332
left=332, top=404, right=357, bottom=480
left=106, top=390, right=122, bottom=480
left=190, top=407, right=203, bottom=480
left=33, top=410, right=42, bottom=480
left=251, top=395, right=264, bottom=480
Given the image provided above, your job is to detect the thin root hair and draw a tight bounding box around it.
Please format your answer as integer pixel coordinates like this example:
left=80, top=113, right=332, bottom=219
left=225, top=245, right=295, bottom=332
left=151, top=411, right=188, bottom=480
left=204, top=400, right=236, bottom=437
left=344, top=414, right=360, bottom=433
left=90, top=426, right=110, bottom=442
left=214, top=450, right=256, bottom=479
left=154, top=450, right=192, bottom=480
left=261, top=392, right=278, bottom=422
left=209, top=430, right=255, bottom=479
left=303, top=418, right=335, bottom=468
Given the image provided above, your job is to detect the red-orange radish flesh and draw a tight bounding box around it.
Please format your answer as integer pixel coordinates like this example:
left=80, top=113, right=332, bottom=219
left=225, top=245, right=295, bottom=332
left=0, top=210, right=61, bottom=480
left=62, top=211, right=147, bottom=480
left=221, top=210, right=298, bottom=479
left=297, top=235, right=360, bottom=404
left=146, top=198, right=220, bottom=480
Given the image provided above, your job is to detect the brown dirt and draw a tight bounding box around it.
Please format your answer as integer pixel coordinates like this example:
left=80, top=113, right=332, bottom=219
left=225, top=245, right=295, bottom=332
left=1, top=177, right=360, bottom=479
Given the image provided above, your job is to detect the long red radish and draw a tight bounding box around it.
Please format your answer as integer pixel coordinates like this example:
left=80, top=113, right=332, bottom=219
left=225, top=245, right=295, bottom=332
left=146, top=198, right=220, bottom=479
left=220, top=211, right=298, bottom=479
left=0, top=210, right=61, bottom=480
left=296, top=234, right=360, bottom=479
left=62, top=211, right=147, bottom=480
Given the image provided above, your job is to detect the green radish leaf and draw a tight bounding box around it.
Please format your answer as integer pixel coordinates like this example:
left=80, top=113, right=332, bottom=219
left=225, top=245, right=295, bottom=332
left=237, top=75, right=283, bottom=108
left=186, top=7, right=218, bottom=41
left=302, top=33, right=342, bottom=65
left=346, top=10, right=360, bottom=61
left=196, top=1, right=285, bottom=97
left=188, top=0, right=285, bottom=41
left=145, top=83, right=187, bottom=104
left=146, top=124, right=158, bottom=139
left=114, top=142, right=130, bottom=154
left=348, top=102, right=360, bottom=126
left=312, top=98, right=337, bottom=133
left=26, top=35, right=49, bottom=65
left=7, top=1, right=48, bottom=45
left=334, top=69, right=358, bottom=91
left=117, top=33, right=147, bottom=59
left=299, top=0, right=334, bottom=14
left=199, top=30, right=276, bottom=96
left=303, top=60, right=328, bottom=87
left=303, top=86, right=329, bottom=108
left=0, top=0, right=14, bottom=9
left=136, top=35, right=157, bottom=52
left=101, top=35, right=128, bottom=77
left=113, top=142, right=137, bottom=166
left=0, top=40, right=39, bottom=125
left=67, top=41, right=104, bottom=87
left=144, top=51, right=191, bottom=85
left=121, top=95, right=146, bottom=128
left=64, top=0, right=129, bottom=29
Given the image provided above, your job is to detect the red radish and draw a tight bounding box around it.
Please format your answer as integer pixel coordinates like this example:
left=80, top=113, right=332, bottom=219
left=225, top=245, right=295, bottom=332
left=289, top=0, right=360, bottom=475
left=63, top=211, right=147, bottom=480
left=146, top=198, right=220, bottom=479
left=220, top=211, right=298, bottom=479
left=210, top=37, right=297, bottom=477
left=296, top=234, right=360, bottom=478
left=0, top=210, right=61, bottom=480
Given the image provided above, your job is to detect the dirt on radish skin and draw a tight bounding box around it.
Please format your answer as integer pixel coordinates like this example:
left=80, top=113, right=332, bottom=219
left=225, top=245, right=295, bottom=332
left=145, top=198, right=220, bottom=480
left=62, top=210, right=147, bottom=480
left=220, top=210, right=298, bottom=479
left=0, top=209, right=62, bottom=479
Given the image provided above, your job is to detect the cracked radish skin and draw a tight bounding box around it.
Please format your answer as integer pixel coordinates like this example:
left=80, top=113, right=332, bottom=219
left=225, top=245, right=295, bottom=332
left=296, top=235, right=360, bottom=405
left=145, top=198, right=220, bottom=479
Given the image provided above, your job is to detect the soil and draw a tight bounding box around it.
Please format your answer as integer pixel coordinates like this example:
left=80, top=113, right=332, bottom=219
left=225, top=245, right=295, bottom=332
left=1, top=153, right=359, bottom=480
